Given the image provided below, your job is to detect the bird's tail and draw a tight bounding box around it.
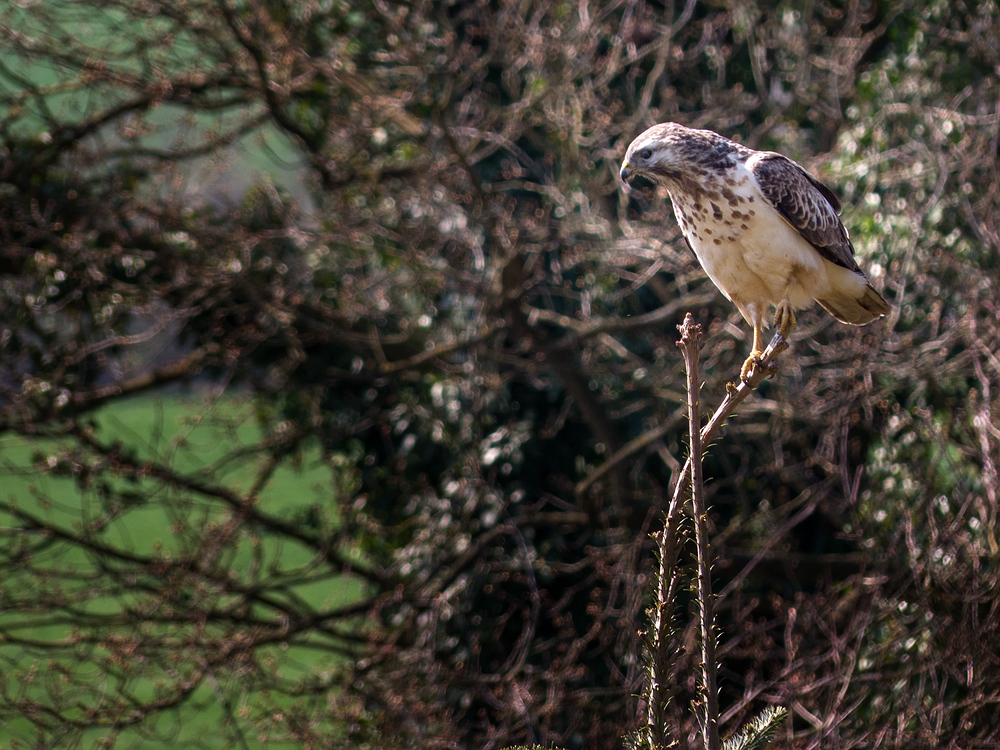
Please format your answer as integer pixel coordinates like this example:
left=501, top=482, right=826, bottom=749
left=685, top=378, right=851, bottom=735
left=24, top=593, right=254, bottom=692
left=817, top=283, right=891, bottom=326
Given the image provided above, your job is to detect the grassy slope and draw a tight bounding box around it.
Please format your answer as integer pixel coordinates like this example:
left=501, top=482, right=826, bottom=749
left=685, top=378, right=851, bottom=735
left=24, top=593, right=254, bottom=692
left=0, top=394, right=364, bottom=748
left=1, top=7, right=343, bottom=744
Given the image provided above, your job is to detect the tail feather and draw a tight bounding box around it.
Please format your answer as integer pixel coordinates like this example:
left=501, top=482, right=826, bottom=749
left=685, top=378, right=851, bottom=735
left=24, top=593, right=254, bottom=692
left=817, top=283, right=890, bottom=325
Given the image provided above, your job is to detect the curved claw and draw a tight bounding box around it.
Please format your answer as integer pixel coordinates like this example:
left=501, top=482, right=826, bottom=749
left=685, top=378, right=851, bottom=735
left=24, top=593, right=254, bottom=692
left=773, top=300, right=796, bottom=339
left=740, top=350, right=765, bottom=381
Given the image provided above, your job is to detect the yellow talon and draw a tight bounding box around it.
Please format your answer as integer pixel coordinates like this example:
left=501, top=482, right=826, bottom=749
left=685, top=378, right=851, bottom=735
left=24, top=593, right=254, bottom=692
left=773, top=300, right=796, bottom=339
left=740, top=350, right=764, bottom=381
left=739, top=303, right=795, bottom=382
left=740, top=320, right=767, bottom=381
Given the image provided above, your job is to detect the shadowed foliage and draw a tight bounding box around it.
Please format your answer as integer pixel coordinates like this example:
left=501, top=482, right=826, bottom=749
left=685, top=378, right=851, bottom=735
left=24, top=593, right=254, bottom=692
left=1, top=0, right=999, bottom=748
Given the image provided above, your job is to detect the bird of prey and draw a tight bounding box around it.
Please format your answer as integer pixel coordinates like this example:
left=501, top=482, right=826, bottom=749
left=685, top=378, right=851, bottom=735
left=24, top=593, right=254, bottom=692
left=620, top=123, right=890, bottom=380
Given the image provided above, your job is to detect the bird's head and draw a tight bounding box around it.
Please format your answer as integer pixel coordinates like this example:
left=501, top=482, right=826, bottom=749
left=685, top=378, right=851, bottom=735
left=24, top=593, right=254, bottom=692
left=620, top=123, right=687, bottom=185
left=620, top=122, right=731, bottom=185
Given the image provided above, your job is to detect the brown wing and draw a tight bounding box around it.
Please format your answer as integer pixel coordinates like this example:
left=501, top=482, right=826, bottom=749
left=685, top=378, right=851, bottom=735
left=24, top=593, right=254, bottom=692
left=749, top=152, right=861, bottom=273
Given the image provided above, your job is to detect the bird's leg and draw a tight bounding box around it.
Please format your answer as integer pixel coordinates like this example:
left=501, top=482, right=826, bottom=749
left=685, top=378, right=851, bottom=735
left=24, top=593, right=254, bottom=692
left=773, top=299, right=796, bottom=339
left=739, top=322, right=766, bottom=382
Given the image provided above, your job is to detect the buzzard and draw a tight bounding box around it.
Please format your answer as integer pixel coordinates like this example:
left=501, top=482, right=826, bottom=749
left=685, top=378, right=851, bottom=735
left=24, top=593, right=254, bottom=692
left=620, top=123, right=890, bottom=380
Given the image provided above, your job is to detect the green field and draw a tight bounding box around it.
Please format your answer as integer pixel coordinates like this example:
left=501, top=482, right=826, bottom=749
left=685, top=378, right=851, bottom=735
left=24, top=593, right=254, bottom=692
left=0, top=1, right=310, bottom=210
left=0, top=394, right=365, bottom=748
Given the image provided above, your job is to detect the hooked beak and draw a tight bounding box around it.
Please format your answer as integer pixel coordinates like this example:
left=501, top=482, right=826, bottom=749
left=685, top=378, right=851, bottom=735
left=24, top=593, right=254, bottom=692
left=620, top=161, right=633, bottom=182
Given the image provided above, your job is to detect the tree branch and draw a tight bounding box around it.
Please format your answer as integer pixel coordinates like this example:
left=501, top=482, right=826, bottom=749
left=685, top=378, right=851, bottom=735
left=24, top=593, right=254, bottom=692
left=677, top=314, right=719, bottom=750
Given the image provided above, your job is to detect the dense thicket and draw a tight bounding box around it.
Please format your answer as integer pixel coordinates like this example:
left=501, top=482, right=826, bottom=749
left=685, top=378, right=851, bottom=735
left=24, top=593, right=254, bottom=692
left=1, top=1, right=998, bottom=748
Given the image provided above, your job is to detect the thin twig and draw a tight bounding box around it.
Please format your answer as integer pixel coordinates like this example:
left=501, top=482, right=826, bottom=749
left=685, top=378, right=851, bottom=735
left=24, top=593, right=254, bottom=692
left=677, top=314, right=720, bottom=750
left=663, top=322, right=790, bottom=546
left=641, top=315, right=788, bottom=748
left=645, top=523, right=685, bottom=750
left=575, top=417, right=681, bottom=500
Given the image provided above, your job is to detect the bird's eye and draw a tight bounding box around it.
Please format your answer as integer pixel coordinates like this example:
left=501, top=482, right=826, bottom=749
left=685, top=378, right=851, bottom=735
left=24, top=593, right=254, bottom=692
left=640, top=148, right=653, bottom=160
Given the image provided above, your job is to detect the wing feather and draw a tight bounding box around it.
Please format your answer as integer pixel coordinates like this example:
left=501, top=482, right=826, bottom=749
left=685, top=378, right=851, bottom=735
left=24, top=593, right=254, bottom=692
left=749, top=152, right=860, bottom=272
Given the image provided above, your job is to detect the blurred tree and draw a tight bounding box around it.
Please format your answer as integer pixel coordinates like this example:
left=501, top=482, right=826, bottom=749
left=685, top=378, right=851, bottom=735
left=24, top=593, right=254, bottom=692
left=1, top=0, right=999, bottom=748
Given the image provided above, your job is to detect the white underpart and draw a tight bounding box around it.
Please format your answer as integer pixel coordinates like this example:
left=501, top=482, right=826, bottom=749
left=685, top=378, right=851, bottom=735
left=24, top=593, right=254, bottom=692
left=669, top=161, right=867, bottom=332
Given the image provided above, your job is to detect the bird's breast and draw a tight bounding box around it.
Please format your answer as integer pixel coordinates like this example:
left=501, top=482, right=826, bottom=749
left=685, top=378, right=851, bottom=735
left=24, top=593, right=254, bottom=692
left=670, top=180, right=828, bottom=311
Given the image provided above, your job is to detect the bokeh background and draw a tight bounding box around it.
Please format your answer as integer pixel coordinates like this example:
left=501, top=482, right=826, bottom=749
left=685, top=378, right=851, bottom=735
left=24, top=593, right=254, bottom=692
left=1, top=1, right=998, bottom=748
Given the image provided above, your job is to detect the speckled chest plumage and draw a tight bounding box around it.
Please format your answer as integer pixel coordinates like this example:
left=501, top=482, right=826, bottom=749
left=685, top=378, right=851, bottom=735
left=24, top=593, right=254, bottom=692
left=621, top=122, right=889, bottom=339
left=665, top=159, right=833, bottom=327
